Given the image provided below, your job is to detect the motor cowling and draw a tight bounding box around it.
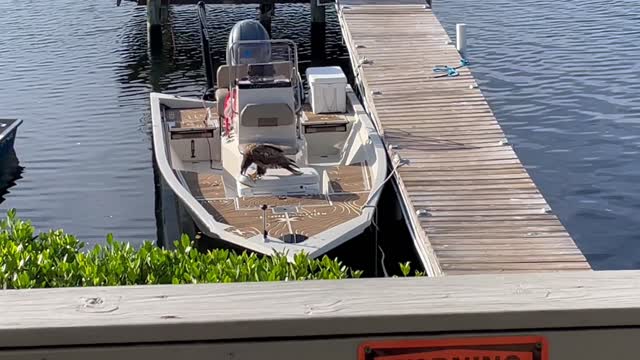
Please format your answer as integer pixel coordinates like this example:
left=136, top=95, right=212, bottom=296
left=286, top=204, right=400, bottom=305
left=226, top=20, right=271, bottom=65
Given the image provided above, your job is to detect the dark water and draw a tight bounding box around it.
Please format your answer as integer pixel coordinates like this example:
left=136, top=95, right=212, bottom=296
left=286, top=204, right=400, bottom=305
left=1, top=0, right=638, bottom=270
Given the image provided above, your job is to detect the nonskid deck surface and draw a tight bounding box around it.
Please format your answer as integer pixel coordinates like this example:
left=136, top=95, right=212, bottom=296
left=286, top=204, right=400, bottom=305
left=164, top=108, right=214, bottom=129
left=165, top=104, right=376, bottom=240
left=302, top=103, right=350, bottom=124
left=163, top=101, right=351, bottom=128
left=180, top=162, right=370, bottom=240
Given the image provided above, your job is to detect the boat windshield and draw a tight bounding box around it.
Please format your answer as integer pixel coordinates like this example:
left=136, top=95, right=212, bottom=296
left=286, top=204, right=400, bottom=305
left=227, top=40, right=299, bottom=88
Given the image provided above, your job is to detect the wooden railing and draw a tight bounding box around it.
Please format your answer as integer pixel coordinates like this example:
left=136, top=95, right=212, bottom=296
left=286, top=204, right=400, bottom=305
left=1, top=270, right=640, bottom=359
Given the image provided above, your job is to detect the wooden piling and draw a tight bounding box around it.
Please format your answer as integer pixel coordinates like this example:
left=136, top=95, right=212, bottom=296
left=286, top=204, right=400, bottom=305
left=259, top=3, right=275, bottom=36
left=456, top=23, right=466, bottom=54
left=147, top=0, right=169, bottom=50
left=310, top=0, right=326, bottom=64
left=310, top=0, right=325, bottom=24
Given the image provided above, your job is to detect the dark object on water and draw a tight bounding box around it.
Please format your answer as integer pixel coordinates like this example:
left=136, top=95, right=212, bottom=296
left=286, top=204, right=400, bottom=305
left=197, top=1, right=215, bottom=93
left=0, top=119, right=22, bottom=159
left=0, top=119, right=23, bottom=204
left=240, top=143, right=302, bottom=181
left=0, top=149, right=23, bottom=204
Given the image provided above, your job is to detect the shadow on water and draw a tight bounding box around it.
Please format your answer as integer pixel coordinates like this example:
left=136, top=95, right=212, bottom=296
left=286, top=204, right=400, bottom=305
left=323, top=181, right=424, bottom=277
left=0, top=150, right=24, bottom=205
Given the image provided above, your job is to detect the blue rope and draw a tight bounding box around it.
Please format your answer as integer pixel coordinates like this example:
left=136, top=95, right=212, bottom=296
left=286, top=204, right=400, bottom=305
left=433, top=58, right=470, bottom=78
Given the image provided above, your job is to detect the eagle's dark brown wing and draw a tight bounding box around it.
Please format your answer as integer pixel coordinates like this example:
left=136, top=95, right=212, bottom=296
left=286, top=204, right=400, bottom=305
left=253, top=144, right=286, bottom=166
left=260, top=144, right=284, bottom=153
left=242, top=143, right=302, bottom=176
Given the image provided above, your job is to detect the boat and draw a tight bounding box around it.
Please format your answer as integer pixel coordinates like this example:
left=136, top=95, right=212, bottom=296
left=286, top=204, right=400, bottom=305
left=0, top=119, right=22, bottom=160
left=149, top=8, right=388, bottom=259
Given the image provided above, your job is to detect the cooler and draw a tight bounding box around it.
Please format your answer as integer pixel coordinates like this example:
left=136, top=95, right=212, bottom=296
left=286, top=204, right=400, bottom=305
left=305, top=66, right=347, bottom=114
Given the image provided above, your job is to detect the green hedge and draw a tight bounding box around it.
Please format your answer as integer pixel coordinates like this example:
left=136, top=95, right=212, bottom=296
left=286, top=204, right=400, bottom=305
left=0, top=209, right=363, bottom=289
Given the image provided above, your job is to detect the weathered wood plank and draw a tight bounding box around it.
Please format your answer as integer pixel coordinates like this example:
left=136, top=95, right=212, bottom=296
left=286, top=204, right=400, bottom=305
left=433, top=243, right=581, bottom=250
left=3, top=271, right=640, bottom=350
left=339, top=2, right=589, bottom=274
left=440, top=262, right=592, bottom=270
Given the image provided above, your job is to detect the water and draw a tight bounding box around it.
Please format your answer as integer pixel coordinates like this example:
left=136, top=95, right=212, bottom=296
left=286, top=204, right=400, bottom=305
left=0, top=0, right=638, bottom=270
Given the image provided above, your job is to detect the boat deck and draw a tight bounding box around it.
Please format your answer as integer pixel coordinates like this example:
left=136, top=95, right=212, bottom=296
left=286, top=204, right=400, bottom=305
left=179, top=162, right=370, bottom=240
left=164, top=107, right=217, bottom=129
left=163, top=105, right=374, bottom=241
left=337, top=0, right=591, bottom=274
left=302, top=104, right=350, bottom=124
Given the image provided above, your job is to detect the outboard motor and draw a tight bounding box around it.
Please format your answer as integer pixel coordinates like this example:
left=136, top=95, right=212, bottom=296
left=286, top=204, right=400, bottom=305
left=226, top=20, right=272, bottom=65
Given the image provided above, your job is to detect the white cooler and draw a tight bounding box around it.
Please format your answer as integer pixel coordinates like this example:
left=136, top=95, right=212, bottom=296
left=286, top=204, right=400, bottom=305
left=305, top=66, right=347, bottom=114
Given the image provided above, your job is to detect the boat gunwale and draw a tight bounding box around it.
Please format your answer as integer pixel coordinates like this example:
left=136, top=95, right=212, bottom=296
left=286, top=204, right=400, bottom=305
left=150, top=84, right=388, bottom=259
left=0, top=118, right=23, bottom=143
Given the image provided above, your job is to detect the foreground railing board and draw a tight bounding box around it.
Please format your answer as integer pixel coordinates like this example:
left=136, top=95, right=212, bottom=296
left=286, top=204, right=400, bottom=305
left=1, top=270, right=640, bottom=350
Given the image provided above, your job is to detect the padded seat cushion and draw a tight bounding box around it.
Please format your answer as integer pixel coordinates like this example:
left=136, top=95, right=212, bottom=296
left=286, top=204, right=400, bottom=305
left=215, top=88, right=229, bottom=116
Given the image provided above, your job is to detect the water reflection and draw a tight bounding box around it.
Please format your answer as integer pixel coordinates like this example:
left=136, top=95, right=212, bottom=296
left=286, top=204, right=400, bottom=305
left=0, top=150, right=24, bottom=205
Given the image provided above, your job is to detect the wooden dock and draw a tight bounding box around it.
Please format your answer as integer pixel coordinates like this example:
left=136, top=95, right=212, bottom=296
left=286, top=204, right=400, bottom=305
left=336, top=0, right=591, bottom=275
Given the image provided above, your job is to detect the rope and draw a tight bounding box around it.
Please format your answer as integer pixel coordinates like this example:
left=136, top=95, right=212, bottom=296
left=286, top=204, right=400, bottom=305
left=433, top=58, right=470, bottom=78
left=360, top=153, right=408, bottom=210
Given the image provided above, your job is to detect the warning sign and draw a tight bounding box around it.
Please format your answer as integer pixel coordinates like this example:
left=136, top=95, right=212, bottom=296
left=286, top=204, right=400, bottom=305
left=358, top=336, right=547, bottom=360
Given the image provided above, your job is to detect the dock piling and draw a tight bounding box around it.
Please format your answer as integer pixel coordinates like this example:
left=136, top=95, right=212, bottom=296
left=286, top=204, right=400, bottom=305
left=147, top=0, right=169, bottom=49
left=310, top=0, right=326, bottom=64
left=456, top=23, right=466, bottom=54
left=259, top=3, right=275, bottom=36
left=310, top=0, right=325, bottom=24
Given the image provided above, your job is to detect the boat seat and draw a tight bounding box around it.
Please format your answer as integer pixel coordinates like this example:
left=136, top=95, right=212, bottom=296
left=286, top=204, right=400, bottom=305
left=237, top=102, right=298, bottom=153
left=217, top=61, right=294, bottom=89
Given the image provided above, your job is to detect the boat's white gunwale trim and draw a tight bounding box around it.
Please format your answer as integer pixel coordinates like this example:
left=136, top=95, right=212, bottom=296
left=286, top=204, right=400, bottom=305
left=0, top=118, right=22, bottom=142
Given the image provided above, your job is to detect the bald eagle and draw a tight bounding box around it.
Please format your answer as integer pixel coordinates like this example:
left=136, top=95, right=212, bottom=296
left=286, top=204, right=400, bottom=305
left=240, top=143, right=303, bottom=181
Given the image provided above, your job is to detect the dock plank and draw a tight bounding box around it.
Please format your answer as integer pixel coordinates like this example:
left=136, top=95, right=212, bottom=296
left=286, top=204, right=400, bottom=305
left=337, top=0, right=590, bottom=274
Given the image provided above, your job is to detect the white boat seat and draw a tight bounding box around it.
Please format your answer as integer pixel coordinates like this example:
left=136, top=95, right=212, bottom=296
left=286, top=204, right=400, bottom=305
left=217, top=61, right=293, bottom=89
left=237, top=102, right=298, bottom=153
left=237, top=167, right=321, bottom=197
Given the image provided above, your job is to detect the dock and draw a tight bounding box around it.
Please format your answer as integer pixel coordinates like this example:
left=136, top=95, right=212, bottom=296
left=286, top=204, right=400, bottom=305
left=336, top=0, right=591, bottom=275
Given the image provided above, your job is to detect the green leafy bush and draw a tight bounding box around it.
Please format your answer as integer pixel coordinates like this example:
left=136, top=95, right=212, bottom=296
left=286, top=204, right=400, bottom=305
left=0, top=209, right=362, bottom=289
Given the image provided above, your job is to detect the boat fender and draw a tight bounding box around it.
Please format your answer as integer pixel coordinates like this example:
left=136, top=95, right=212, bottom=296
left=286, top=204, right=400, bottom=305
left=223, top=88, right=237, bottom=137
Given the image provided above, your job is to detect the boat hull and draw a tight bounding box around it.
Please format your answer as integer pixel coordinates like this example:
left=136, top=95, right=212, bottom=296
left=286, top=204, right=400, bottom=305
left=0, top=119, right=21, bottom=159
left=150, top=86, right=388, bottom=260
